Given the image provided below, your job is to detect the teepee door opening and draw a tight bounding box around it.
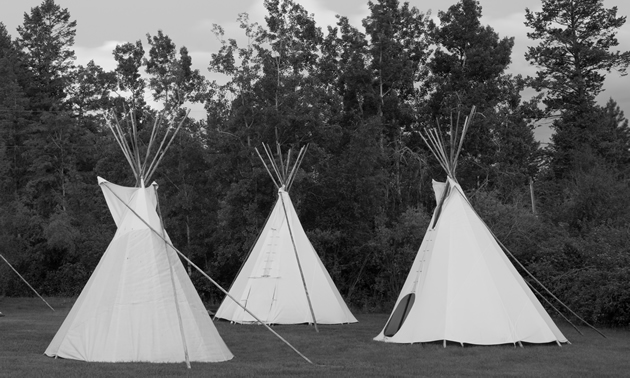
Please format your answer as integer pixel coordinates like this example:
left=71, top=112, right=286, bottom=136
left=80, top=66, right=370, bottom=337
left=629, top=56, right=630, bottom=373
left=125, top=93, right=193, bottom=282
left=383, top=293, right=416, bottom=337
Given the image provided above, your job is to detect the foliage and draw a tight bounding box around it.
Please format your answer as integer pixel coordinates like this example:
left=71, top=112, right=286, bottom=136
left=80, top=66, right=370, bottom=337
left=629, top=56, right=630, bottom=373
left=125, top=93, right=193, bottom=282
left=112, top=40, right=146, bottom=108
left=16, top=0, right=76, bottom=111
left=1, top=0, right=630, bottom=327
left=529, top=224, right=630, bottom=327
left=145, top=30, right=207, bottom=109
left=525, top=0, right=630, bottom=112
left=545, top=100, right=630, bottom=178
left=525, top=0, right=630, bottom=181
left=471, top=188, right=630, bottom=326
left=425, top=0, right=539, bottom=197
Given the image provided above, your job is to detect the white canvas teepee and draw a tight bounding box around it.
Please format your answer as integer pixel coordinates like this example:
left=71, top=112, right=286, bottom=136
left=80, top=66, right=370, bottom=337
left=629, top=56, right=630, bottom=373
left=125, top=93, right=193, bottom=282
left=215, top=144, right=357, bottom=326
left=375, top=108, right=567, bottom=346
left=45, top=111, right=233, bottom=364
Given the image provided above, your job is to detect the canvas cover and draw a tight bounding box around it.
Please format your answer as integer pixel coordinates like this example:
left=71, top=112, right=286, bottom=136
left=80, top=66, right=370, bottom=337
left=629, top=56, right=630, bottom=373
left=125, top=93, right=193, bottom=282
left=374, top=177, right=567, bottom=345
left=45, top=178, right=233, bottom=363
left=215, top=188, right=356, bottom=325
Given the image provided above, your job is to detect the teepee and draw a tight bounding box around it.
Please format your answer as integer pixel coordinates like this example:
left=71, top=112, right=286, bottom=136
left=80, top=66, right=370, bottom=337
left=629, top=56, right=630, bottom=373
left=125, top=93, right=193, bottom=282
left=374, top=108, right=567, bottom=346
left=215, top=143, right=357, bottom=327
left=45, top=110, right=233, bottom=364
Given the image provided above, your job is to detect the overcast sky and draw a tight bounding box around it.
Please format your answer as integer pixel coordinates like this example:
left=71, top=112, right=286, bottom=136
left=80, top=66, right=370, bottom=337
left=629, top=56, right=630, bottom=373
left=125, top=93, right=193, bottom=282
left=3, top=0, right=630, bottom=142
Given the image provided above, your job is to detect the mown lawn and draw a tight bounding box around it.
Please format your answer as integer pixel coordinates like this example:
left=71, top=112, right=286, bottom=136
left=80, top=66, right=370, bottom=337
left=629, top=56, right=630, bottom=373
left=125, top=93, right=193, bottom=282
left=1, top=297, right=629, bottom=377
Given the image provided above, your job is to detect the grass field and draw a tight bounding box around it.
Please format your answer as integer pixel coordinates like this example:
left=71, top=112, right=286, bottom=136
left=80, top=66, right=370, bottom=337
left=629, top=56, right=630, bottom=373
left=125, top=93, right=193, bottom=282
left=1, top=297, right=629, bottom=377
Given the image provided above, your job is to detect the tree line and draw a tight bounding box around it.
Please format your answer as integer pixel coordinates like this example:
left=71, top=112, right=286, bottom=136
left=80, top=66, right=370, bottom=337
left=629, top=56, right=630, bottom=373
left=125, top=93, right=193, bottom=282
left=1, top=0, right=630, bottom=326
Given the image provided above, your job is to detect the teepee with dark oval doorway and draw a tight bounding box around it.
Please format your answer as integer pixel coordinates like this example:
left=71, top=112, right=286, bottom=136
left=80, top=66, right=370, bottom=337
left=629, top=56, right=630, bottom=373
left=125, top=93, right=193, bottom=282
left=374, top=107, right=567, bottom=346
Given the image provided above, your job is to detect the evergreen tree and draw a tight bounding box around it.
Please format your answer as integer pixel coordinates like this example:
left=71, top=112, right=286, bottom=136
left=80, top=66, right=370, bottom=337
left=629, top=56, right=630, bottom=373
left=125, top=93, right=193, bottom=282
left=428, top=0, right=514, bottom=115
left=426, top=0, right=538, bottom=197
left=0, top=23, right=31, bottom=200
left=362, top=0, right=432, bottom=211
left=7, top=1, right=105, bottom=295
left=525, top=0, right=630, bottom=112
left=525, top=0, right=630, bottom=178
left=363, top=0, right=431, bottom=124
left=0, top=23, right=30, bottom=294
left=17, top=0, right=77, bottom=111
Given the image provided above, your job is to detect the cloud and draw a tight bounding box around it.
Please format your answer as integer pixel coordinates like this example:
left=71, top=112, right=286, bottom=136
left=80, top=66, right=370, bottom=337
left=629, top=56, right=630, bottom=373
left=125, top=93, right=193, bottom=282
left=189, top=50, right=215, bottom=78
left=485, top=6, right=630, bottom=115
left=293, top=0, right=354, bottom=30
left=73, top=41, right=122, bottom=71
left=245, top=0, right=368, bottom=35
left=484, top=11, right=538, bottom=78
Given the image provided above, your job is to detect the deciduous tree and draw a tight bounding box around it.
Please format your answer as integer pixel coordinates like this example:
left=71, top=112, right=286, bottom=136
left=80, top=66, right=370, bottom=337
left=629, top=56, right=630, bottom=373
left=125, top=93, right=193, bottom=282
left=145, top=31, right=207, bottom=110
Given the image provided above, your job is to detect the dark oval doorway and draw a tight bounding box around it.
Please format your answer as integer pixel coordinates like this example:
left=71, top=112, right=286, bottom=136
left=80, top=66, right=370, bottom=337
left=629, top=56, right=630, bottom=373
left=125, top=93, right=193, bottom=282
left=383, top=293, right=415, bottom=337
